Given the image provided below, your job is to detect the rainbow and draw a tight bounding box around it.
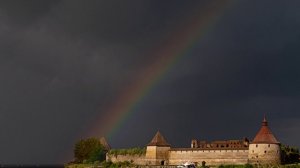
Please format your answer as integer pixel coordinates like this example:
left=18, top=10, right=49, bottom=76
left=87, top=1, right=235, bottom=140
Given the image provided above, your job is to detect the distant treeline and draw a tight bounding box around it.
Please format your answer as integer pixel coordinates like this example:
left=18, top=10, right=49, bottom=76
left=281, top=144, right=300, bottom=164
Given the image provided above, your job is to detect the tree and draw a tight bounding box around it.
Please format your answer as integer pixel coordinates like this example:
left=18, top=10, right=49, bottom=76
left=87, top=145, right=106, bottom=163
left=281, top=144, right=300, bottom=164
left=74, top=137, right=106, bottom=163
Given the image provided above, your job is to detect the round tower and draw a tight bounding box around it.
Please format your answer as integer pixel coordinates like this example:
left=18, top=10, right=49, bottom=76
left=248, top=116, right=281, bottom=165
left=145, top=131, right=171, bottom=165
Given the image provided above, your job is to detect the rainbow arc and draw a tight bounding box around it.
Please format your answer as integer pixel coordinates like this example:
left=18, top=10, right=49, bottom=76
left=86, top=1, right=235, bottom=140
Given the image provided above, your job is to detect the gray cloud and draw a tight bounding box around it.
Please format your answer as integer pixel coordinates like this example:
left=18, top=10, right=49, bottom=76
left=0, top=0, right=299, bottom=164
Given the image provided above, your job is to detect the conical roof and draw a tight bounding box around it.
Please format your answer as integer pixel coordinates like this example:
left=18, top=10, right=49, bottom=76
left=252, top=116, right=280, bottom=144
left=147, top=131, right=170, bottom=147
left=100, top=137, right=111, bottom=150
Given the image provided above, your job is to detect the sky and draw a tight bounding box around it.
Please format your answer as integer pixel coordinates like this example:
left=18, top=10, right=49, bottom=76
left=0, top=0, right=300, bottom=165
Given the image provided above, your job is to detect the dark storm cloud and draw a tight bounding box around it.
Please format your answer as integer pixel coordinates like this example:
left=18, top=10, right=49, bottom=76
left=0, top=0, right=300, bottom=164
left=111, top=0, right=300, bottom=148
left=0, top=0, right=201, bottom=164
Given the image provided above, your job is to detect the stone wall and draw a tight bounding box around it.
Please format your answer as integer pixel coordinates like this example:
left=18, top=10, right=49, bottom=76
left=168, top=149, right=249, bottom=166
left=107, top=148, right=251, bottom=166
left=106, top=154, right=146, bottom=165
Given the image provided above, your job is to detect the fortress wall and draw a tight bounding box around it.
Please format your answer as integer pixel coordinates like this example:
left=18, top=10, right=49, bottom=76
left=156, top=147, right=170, bottom=160
left=168, top=149, right=249, bottom=166
left=106, top=154, right=146, bottom=165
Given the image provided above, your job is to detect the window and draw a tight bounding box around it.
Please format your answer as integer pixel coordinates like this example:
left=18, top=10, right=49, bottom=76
left=256, top=144, right=258, bottom=148
left=268, top=144, right=270, bottom=147
left=264, top=151, right=267, bottom=154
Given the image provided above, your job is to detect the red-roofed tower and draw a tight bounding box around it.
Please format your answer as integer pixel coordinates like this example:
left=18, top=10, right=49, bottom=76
left=248, top=116, right=281, bottom=165
left=145, top=131, right=171, bottom=165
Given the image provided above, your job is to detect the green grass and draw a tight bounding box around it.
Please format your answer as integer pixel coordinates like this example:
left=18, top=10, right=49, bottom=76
left=108, top=147, right=146, bottom=156
left=217, top=164, right=253, bottom=168
left=216, top=163, right=300, bottom=168
left=281, top=163, right=300, bottom=168
left=65, top=161, right=135, bottom=168
left=65, top=163, right=99, bottom=168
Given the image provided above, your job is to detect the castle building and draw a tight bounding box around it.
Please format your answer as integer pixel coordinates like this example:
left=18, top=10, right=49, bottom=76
left=107, top=117, right=281, bottom=166
left=191, top=138, right=249, bottom=149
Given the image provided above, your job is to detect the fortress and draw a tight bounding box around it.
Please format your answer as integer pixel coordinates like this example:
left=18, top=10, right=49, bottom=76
left=106, top=117, right=282, bottom=166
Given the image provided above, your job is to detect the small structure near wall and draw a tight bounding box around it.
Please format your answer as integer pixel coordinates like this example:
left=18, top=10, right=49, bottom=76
left=191, top=138, right=249, bottom=149
left=100, top=137, right=111, bottom=151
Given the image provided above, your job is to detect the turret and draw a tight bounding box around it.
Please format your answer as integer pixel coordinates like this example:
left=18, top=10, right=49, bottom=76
left=248, top=116, right=281, bottom=165
left=145, top=131, right=171, bottom=165
left=100, top=137, right=111, bottom=151
left=191, top=139, right=198, bottom=148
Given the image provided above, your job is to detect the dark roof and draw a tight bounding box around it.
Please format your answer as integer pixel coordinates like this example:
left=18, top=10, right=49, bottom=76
left=100, top=137, right=111, bottom=150
left=252, top=116, right=280, bottom=144
left=147, top=131, right=170, bottom=147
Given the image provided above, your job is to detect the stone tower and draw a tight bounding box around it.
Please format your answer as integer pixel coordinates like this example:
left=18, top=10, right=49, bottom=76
left=248, top=116, right=281, bottom=165
left=145, top=131, right=171, bottom=165
left=100, top=137, right=111, bottom=151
